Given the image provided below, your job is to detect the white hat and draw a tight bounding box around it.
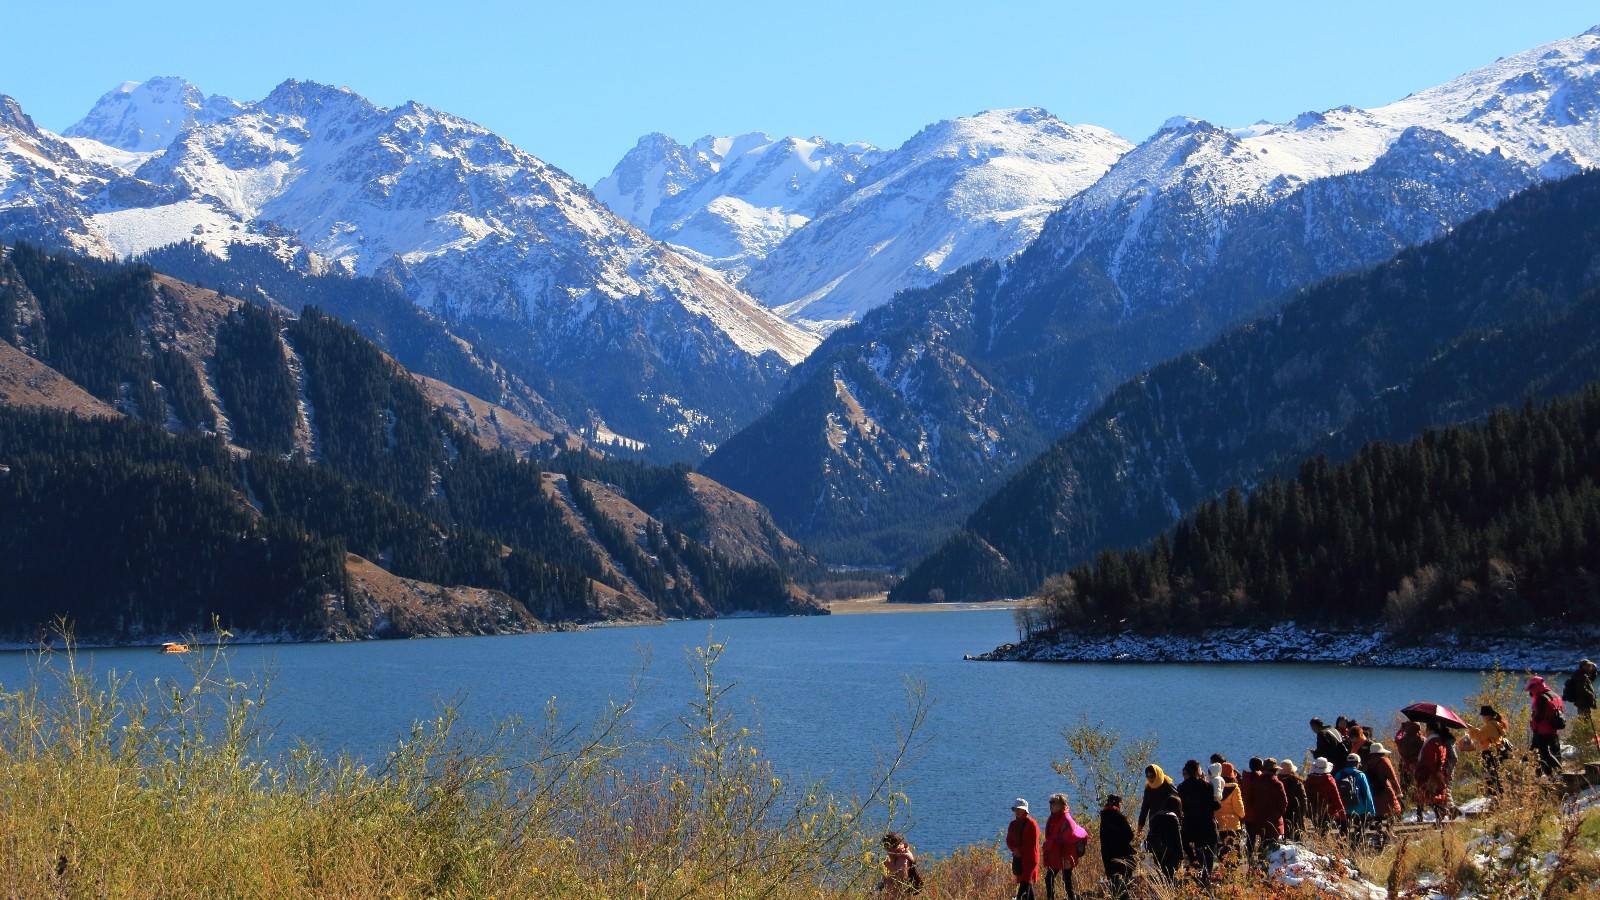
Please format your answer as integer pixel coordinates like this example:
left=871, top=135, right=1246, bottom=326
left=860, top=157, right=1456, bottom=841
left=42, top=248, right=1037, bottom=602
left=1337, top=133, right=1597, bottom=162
left=1310, top=757, right=1333, bottom=776
left=1011, top=797, right=1030, bottom=812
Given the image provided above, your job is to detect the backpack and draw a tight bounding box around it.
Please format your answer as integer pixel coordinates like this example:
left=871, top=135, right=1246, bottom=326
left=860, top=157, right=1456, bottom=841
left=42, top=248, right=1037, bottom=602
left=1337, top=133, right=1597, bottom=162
left=1336, top=771, right=1359, bottom=810
left=1545, top=691, right=1568, bottom=730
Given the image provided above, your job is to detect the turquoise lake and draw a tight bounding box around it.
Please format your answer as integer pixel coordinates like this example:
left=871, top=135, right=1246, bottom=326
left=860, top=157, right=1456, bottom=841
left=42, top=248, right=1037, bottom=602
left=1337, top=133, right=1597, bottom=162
left=0, top=610, right=1485, bottom=853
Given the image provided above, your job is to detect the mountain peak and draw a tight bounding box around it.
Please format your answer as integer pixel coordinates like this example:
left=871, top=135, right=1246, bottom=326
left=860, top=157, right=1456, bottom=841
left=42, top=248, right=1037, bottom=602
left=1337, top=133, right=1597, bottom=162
left=985, top=106, right=1056, bottom=124
left=65, top=77, right=240, bottom=152
left=1155, top=115, right=1219, bottom=137
left=258, top=79, right=374, bottom=119
left=0, top=95, right=38, bottom=135
left=740, top=106, right=1132, bottom=330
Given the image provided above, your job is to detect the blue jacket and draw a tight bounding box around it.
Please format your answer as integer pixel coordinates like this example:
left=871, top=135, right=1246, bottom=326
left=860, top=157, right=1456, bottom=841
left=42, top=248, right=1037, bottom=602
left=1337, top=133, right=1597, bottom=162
left=1332, top=767, right=1376, bottom=817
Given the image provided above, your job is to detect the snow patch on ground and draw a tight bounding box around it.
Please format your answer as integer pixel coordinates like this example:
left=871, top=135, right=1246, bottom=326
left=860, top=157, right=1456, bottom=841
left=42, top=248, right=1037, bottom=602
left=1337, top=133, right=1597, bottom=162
left=89, top=199, right=265, bottom=259
left=1267, top=845, right=1386, bottom=899
left=976, top=622, right=1600, bottom=670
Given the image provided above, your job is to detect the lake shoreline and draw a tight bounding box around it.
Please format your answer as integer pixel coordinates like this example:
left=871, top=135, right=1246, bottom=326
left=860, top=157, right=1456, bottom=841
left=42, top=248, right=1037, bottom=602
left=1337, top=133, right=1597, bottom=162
left=972, top=622, right=1600, bottom=671
left=827, top=596, right=1027, bottom=615
left=0, top=609, right=837, bottom=652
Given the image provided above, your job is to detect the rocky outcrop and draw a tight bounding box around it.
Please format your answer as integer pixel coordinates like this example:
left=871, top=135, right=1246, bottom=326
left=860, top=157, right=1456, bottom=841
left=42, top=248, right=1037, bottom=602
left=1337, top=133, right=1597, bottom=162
left=328, top=554, right=543, bottom=640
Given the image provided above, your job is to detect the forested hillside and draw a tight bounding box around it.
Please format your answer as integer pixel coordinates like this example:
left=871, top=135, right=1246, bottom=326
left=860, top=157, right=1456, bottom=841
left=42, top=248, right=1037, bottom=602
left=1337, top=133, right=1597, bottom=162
left=0, top=246, right=819, bottom=642
left=142, top=242, right=576, bottom=445
left=1040, top=385, right=1600, bottom=634
left=895, top=169, right=1600, bottom=602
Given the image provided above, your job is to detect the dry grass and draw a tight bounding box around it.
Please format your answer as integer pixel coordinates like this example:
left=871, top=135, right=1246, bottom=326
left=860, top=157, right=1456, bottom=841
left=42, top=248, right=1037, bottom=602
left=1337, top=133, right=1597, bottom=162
left=0, top=633, right=922, bottom=899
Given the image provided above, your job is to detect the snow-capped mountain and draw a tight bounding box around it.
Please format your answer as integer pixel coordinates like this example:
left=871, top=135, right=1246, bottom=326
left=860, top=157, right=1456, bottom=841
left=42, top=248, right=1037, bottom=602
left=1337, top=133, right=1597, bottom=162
left=738, top=108, right=1132, bottom=332
left=129, top=80, right=815, bottom=362
left=593, top=132, right=880, bottom=280
left=65, top=76, right=242, bottom=155
left=0, top=81, right=819, bottom=459
left=705, top=25, right=1600, bottom=564
left=0, top=94, right=222, bottom=260
left=1030, top=25, right=1600, bottom=307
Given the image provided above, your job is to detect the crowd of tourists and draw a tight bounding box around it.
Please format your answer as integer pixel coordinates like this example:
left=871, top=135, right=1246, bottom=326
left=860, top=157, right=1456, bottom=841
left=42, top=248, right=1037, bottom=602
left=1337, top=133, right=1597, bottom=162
left=878, top=661, right=1598, bottom=898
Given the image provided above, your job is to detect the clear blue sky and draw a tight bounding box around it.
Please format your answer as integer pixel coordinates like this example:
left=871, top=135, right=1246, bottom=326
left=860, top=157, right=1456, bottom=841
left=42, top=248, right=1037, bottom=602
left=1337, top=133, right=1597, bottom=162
left=3, top=2, right=1596, bottom=184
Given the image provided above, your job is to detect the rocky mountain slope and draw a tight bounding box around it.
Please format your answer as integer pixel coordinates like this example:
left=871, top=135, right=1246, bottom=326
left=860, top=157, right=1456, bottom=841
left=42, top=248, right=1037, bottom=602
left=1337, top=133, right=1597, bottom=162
left=894, top=167, right=1600, bottom=602
left=705, top=25, right=1600, bottom=564
left=738, top=108, right=1131, bottom=332
left=1, top=81, right=819, bottom=460
left=593, top=132, right=880, bottom=280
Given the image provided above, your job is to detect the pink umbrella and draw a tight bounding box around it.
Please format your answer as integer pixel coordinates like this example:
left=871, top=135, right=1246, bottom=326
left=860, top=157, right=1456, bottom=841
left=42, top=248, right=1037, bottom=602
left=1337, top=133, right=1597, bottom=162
left=1402, top=702, right=1469, bottom=730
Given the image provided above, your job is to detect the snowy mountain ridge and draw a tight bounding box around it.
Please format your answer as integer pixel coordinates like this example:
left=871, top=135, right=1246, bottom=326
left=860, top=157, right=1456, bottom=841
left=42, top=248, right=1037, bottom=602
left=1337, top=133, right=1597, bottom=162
left=1039, top=25, right=1600, bottom=286
left=593, top=131, right=881, bottom=280
left=737, top=107, right=1133, bottom=332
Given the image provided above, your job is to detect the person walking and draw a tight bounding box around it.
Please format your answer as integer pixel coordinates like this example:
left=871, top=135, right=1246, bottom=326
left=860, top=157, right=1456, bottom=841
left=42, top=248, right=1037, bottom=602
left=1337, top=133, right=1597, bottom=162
left=1242, top=757, right=1288, bottom=860
left=1413, top=724, right=1451, bottom=822
left=1099, top=795, right=1136, bottom=900
left=1394, top=720, right=1425, bottom=814
left=1177, top=760, right=1220, bottom=883
left=1278, top=759, right=1307, bottom=841
left=1138, top=764, right=1180, bottom=832
left=1563, top=659, right=1597, bottom=717
left=1041, top=793, right=1088, bottom=900
left=1467, top=705, right=1512, bottom=796
left=1311, top=718, right=1348, bottom=764
left=1334, top=753, right=1376, bottom=845
left=1441, top=727, right=1461, bottom=818
left=1304, top=757, right=1347, bottom=837
left=1348, top=724, right=1372, bottom=766
left=1364, top=743, right=1404, bottom=848
left=1006, top=798, right=1042, bottom=900
left=1146, top=794, right=1183, bottom=882
left=878, top=832, right=920, bottom=898
left=1215, top=769, right=1246, bottom=865
left=1528, top=675, right=1568, bottom=777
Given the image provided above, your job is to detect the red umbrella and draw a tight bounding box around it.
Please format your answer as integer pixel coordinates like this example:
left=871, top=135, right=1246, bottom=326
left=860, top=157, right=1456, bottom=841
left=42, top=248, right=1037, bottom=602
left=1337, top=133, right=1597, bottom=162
left=1402, top=702, right=1469, bottom=729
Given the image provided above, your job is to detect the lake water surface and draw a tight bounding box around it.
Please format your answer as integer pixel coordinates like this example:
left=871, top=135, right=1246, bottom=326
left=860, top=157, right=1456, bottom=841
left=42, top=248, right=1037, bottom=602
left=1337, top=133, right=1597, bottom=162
left=0, top=611, right=1484, bottom=853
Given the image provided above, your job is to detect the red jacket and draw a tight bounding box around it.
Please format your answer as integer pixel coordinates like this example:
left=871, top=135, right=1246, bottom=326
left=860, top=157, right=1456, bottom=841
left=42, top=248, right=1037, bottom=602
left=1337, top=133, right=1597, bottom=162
left=1413, top=736, right=1450, bottom=806
left=1007, top=814, right=1041, bottom=884
left=1242, top=773, right=1288, bottom=829
left=1367, top=755, right=1404, bottom=817
left=1532, top=689, right=1566, bottom=737
left=1304, top=773, right=1346, bottom=823
left=1042, top=810, right=1088, bottom=870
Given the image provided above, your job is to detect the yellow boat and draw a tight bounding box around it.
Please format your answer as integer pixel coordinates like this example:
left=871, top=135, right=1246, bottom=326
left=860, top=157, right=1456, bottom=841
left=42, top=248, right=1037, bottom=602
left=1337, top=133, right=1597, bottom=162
left=159, top=642, right=190, bottom=654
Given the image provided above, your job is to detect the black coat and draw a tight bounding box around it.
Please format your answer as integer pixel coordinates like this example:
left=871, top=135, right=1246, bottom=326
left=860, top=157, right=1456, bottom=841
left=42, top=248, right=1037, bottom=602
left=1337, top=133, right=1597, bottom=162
left=1314, top=727, right=1348, bottom=764
left=1100, top=807, right=1136, bottom=869
left=1138, top=781, right=1180, bottom=830
left=1565, top=671, right=1597, bottom=713
left=1176, top=777, right=1220, bottom=843
left=1146, top=810, right=1183, bottom=872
